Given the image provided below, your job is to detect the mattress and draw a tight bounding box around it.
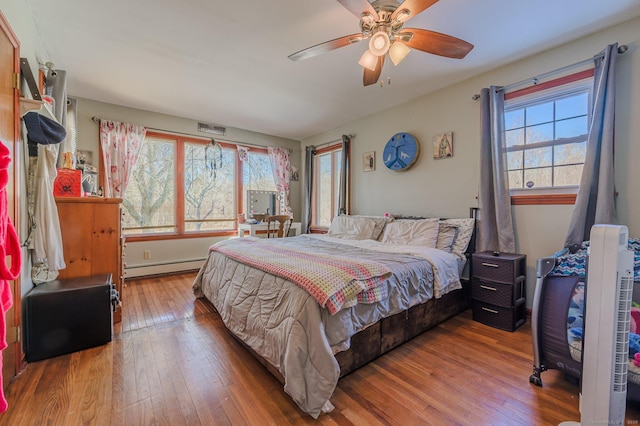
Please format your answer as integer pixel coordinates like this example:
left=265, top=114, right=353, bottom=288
left=193, top=234, right=462, bottom=418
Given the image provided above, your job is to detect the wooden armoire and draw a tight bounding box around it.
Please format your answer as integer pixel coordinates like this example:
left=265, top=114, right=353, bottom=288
left=55, top=197, right=124, bottom=322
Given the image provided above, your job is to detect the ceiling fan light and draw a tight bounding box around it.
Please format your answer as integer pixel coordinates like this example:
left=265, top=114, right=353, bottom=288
left=389, top=42, right=411, bottom=66
left=369, top=31, right=390, bottom=56
left=358, top=49, right=378, bottom=71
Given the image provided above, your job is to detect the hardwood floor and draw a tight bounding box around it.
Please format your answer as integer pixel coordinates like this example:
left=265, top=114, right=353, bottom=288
left=2, top=272, right=640, bottom=425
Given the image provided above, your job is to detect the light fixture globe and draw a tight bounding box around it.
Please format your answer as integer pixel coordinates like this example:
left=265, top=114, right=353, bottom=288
left=368, top=31, right=390, bottom=56
left=358, top=49, right=378, bottom=71
left=389, top=41, right=411, bottom=65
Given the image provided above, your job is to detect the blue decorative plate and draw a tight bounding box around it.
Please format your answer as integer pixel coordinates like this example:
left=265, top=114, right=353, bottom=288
left=383, top=132, right=420, bottom=171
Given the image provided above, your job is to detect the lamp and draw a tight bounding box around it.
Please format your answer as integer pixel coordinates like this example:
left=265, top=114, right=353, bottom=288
left=368, top=31, right=390, bottom=56
left=358, top=49, right=378, bottom=71
left=389, top=41, right=411, bottom=65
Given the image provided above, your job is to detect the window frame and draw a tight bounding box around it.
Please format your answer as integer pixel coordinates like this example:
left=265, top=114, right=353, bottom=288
left=124, top=131, right=272, bottom=242
left=310, top=143, right=345, bottom=232
left=504, top=69, right=594, bottom=205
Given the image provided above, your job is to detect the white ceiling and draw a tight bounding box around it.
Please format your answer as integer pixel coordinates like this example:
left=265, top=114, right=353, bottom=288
left=26, top=0, right=640, bottom=141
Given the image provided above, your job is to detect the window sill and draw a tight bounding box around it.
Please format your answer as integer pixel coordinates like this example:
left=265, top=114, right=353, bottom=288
left=511, top=193, right=576, bottom=205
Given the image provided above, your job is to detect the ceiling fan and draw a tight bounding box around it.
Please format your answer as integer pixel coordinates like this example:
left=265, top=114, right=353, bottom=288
left=288, top=0, right=474, bottom=86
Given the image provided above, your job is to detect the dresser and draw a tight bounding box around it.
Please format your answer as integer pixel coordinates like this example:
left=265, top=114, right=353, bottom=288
left=55, top=197, right=124, bottom=323
left=471, top=251, right=527, bottom=332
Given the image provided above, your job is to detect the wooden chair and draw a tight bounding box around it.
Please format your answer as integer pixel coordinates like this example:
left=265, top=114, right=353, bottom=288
left=265, top=215, right=292, bottom=238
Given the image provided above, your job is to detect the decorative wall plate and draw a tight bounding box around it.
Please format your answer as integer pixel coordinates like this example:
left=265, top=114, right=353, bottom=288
left=383, top=132, right=420, bottom=171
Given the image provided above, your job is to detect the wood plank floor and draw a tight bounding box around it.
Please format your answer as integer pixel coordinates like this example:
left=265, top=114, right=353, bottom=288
left=2, top=271, right=640, bottom=425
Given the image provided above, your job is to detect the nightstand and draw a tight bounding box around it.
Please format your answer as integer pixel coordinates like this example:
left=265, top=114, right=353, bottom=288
left=471, top=251, right=526, bottom=332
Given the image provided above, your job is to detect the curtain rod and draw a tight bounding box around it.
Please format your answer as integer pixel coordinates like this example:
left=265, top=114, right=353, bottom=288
left=90, top=116, right=293, bottom=152
left=471, top=44, right=628, bottom=100
left=312, top=135, right=353, bottom=150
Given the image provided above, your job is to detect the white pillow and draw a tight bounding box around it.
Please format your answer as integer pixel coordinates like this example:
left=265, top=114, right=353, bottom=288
left=327, top=216, right=376, bottom=240
left=440, top=218, right=475, bottom=256
left=349, top=215, right=394, bottom=240
left=436, top=223, right=459, bottom=252
left=381, top=218, right=439, bottom=247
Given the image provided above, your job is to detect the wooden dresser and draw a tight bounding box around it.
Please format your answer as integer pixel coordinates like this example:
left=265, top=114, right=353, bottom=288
left=55, top=197, right=124, bottom=323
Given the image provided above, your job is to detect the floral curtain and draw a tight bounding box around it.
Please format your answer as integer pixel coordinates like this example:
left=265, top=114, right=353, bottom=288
left=267, top=147, right=293, bottom=217
left=99, top=120, right=147, bottom=198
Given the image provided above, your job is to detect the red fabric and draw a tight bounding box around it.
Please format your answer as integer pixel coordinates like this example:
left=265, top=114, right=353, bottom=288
left=0, top=142, right=21, bottom=413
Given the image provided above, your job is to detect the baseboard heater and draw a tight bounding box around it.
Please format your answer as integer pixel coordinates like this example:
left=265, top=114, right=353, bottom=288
left=126, top=257, right=207, bottom=269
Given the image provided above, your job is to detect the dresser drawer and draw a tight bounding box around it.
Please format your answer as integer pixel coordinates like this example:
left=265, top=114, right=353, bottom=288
left=471, top=300, right=525, bottom=332
left=472, top=253, right=525, bottom=283
left=471, top=279, right=514, bottom=307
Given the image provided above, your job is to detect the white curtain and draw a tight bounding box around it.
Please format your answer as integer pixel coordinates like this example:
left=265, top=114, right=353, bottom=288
left=267, top=147, right=293, bottom=217
left=477, top=86, right=516, bottom=253
left=99, top=120, right=147, bottom=198
left=564, top=43, right=619, bottom=248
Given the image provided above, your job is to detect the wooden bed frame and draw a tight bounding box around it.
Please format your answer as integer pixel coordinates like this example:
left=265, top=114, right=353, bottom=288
left=232, top=208, right=478, bottom=384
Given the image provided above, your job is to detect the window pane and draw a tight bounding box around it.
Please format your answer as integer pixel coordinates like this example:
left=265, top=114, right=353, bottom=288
left=317, top=153, right=333, bottom=227
left=505, top=108, right=524, bottom=131
left=554, top=164, right=583, bottom=186
left=554, top=142, right=586, bottom=166
left=505, top=128, right=524, bottom=149
left=556, top=92, right=588, bottom=120
left=555, top=116, right=588, bottom=139
left=242, top=151, right=277, bottom=218
left=524, top=167, right=552, bottom=188
left=525, top=123, right=553, bottom=144
left=333, top=151, right=342, bottom=217
left=123, top=138, right=176, bottom=234
left=524, top=146, right=552, bottom=168
left=184, top=143, right=236, bottom=232
left=507, top=151, right=523, bottom=170
left=526, top=102, right=553, bottom=126
left=508, top=170, right=523, bottom=189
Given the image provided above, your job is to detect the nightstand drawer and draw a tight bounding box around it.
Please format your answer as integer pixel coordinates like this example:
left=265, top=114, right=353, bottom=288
left=471, top=300, right=526, bottom=332
left=472, top=253, right=525, bottom=283
left=471, top=279, right=514, bottom=307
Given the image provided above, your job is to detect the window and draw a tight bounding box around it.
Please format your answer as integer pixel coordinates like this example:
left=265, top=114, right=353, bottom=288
left=504, top=70, right=593, bottom=202
left=312, top=144, right=343, bottom=228
left=122, top=131, right=276, bottom=239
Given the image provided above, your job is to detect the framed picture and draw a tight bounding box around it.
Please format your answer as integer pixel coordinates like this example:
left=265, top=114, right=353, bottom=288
left=363, top=151, right=375, bottom=171
left=433, top=132, right=453, bottom=159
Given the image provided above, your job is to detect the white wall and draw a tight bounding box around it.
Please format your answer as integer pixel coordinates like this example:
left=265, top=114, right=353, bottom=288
left=302, top=17, right=640, bottom=308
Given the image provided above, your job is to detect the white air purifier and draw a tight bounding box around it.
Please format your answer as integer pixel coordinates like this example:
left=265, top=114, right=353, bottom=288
left=560, top=224, right=634, bottom=426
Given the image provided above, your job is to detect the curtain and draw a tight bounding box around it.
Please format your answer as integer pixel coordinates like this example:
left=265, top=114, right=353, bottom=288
left=267, top=147, right=294, bottom=217
left=99, top=120, right=147, bottom=198
left=477, top=86, right=516, bottom=253
left=301, top=146, right=315, bottom=234
left=564, top=43, right=619, bottom=248
left=337, top=135, right=350, bottom=216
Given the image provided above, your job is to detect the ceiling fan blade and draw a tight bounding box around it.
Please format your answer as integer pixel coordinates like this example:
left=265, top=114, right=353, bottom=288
left=399, top=28, right=474, bottom=59
left=338, top=0, right=379, bottom=20
left=363, top=55, right=385, bottom=86
left=288, top=34, right=365, bottom=61
left=391, top=0, right=439, bottom=21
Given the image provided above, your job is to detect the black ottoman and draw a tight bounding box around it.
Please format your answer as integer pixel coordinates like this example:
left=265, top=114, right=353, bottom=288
left=23, top=274, right=114, bottom=362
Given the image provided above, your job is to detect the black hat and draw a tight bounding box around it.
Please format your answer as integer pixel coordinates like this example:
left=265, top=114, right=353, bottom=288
left=23, top=111, right=66, bottom=145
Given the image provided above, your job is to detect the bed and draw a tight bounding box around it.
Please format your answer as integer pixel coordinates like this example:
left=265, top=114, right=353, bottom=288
left=193, top=212, right=476, bottom=418
left=529, top=238, right=640, bottom=400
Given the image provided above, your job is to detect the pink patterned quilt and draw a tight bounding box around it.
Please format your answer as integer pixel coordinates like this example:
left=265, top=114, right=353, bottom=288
left=210, top=238, right=392, bottom=314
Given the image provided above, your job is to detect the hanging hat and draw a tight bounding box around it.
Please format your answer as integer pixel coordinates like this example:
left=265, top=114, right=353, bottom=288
left=23, top=111, right=66, bottom=145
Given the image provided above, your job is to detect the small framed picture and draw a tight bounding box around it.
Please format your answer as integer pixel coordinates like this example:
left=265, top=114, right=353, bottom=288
left=363, top=151, right=375, bottom=172
left=433, top=132, right=453, bottom=159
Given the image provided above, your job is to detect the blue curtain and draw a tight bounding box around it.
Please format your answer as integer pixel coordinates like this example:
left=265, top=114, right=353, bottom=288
left=477, top=86, right=516, bottom=253
left=564, top=43, right=619, bottom=248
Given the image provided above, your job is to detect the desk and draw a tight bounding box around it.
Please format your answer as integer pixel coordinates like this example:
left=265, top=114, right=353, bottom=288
left=238, top=222, right=302, bottom=237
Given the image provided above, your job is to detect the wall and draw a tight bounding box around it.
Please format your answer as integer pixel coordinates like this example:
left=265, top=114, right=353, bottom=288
left=74, top=97, right=301, bottom=277
left=302, top=17, right=640, bottom=308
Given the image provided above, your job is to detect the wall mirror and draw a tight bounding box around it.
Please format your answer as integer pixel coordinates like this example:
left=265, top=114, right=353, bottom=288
left=247, top=190, right=277, bottom=219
